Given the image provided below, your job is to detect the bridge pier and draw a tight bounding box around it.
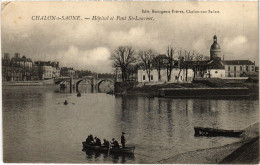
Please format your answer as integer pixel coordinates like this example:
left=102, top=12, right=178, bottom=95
left=70, top=78, right=72, bottom=93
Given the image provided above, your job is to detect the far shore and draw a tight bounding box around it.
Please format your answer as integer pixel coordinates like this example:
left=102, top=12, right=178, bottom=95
left=2, top=80, right=55, bottom=86
left=3, top=80, right=259, bottom=99
left=156, top=122, right=259, bottom=164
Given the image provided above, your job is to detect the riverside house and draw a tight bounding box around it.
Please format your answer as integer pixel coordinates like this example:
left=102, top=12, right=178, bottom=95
left=223, top=60, right=255, bottom=77
left=2, top=53, right=33, bottom=81
left=137, top=35, right=256, bottom=83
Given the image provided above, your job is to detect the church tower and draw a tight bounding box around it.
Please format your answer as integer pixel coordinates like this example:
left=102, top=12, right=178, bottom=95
left=210, top=35, right=221, bottom=60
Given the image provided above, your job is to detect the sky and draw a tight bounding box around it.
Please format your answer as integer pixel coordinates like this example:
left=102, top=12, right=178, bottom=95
left=1, top=1, right=258, bottom=73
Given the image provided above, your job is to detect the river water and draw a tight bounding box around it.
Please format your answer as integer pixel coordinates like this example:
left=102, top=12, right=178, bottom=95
left=2, top=85, right=259, bottom=163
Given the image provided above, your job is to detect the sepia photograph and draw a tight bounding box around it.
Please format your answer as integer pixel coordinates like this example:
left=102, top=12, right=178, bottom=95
left=1, top=1, right=259, bottom=164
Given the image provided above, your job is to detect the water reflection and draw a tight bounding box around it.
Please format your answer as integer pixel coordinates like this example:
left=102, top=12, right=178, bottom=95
left=2, top=86, right=258, bottom=163
left=166, top=100, right=173, bottom=138
left=83, top=150, right=135, bottom=164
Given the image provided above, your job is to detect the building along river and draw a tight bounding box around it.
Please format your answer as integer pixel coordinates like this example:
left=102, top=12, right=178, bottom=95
left=2, top=85, right=259, bottom=163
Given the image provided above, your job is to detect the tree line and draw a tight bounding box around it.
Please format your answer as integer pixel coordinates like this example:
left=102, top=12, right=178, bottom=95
left=110, top=46, right=210, bottom=82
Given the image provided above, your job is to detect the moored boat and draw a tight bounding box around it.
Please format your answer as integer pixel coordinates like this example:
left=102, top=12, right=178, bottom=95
left=82, top=141, right=135, bottom=154
left=194, top=127, right=244, bottom=137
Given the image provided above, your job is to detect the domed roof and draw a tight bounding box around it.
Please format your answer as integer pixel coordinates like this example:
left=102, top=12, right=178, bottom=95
left=210, top=42, right=220, bottom=50
left=210, top=35, right=220, bottom=50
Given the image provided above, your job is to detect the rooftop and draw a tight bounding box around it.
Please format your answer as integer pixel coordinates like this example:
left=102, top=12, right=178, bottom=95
left=222, top=60, right=255, bottom=65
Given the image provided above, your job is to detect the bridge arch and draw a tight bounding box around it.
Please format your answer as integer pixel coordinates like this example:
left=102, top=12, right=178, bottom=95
left=76, top=79, right=93, bottom=92
left=97, top=79, right=114, bottom=91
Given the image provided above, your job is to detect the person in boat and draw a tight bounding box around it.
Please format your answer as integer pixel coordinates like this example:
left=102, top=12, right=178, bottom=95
left=103, top=139, right=110, bottom=149
left=111, top=138, right=120, bottom=148
left=86, top=135, right=91, bottom=145
left=86, top=135, right=94, bottom=145
left=121, top=132, right=126, bottom=148
left=64, top=100, right=68, bottom=105
left=94, top=137, right=101, bottom=146
left=89, top=135, right=95, bottom=145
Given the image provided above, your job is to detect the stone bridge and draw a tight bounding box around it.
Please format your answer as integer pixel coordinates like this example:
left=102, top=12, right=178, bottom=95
left=55, top=76, right=115, bottom=92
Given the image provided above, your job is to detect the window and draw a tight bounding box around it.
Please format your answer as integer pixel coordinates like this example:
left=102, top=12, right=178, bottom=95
left=252, top=66, right=254, bottom=71
left=175, top=76, right=178, bottom=80
left=143, top=75, right=145, bottom=80
left=150, top=75, right=153, bottom=80
left=228, top=66, right=230, bottom=71
left=246, top=66, right=249, bottom=71
left=228, top=73, right=231, bottom=77
left=234, top=66, right=236, bottom=71
left=215, top=71, right=218, bottom=73
left=240, top=66, right=242, bottom=71
left=234, top=73, right=236, bottom=77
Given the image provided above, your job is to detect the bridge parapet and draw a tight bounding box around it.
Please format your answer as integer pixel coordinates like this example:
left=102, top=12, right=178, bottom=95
left=55, top=77, right=115, bottom=91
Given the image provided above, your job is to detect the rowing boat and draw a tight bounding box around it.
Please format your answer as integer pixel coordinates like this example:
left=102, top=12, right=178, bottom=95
left=82, top=142, right=135, bottom=154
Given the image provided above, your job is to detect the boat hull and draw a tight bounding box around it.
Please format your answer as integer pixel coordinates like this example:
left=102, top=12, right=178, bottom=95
left=82, top=142, right=107, bottom=152
left=82, top=142, right=135, bottom=154
left=194, top=127, right=243, bottom=137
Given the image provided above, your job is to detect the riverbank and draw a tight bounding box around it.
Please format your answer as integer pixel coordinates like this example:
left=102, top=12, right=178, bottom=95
left=157, top=122, right=259, bottom=164
left=115, top=81, right=258, bottom=98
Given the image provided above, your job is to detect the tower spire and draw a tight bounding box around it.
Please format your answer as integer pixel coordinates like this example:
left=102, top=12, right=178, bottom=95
left=213, top=35, right=217, bottom=43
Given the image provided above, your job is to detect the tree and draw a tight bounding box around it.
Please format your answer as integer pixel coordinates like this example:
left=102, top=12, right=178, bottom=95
left=152, top=54, right=166, bottom=82
left=177, top=49, right=193, bottom=82
left=191, top=50, right=201, bottom=78
left=111, top=46, right=136, bottom=82
left=166, top=46, right=176, bottom=81
left=21, top=55, right=27, bottom=81
left=176, top=49, right=184, bottom=81
left=191, top=52, right=210, bottom=78
left=138, top=49, right=156, bottom=82
left=183, top=50, right=193, bottom=81
left=126, top=64, right=138, bottom=81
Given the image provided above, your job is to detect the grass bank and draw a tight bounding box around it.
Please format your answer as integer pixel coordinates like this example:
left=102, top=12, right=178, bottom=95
left=122, top=81, right=258, bottom=98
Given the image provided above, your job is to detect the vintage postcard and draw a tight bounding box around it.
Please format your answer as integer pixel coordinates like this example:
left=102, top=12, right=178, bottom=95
left=1, top=1, right=259, bottom=164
